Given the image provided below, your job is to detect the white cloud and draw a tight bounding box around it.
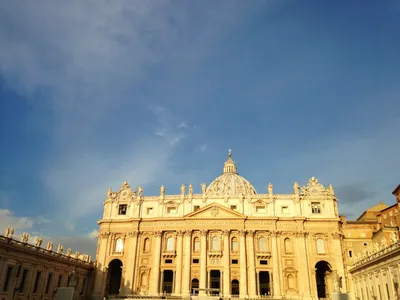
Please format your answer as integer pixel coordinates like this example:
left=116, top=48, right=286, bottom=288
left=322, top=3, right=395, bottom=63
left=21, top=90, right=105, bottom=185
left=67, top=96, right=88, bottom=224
left=0, top=209, right=34, bottom=232
left=88, top=229, right=99, bottom=239
left=0, top=208, right=98, bottom=257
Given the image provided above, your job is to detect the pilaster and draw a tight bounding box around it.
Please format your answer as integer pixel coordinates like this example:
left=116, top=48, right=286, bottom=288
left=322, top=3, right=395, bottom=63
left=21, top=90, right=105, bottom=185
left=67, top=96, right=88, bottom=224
left=239, top=230, right=248, bottom=298
left=182, top=230, right=192, bottom=296
left=271, top=231, right=281, bottom=297
left=199, top=230, right=207, bottom=295
left=150, top=231, right=162, bottom=295
left=223, top=230, right=231, bottom=297
left=247, top=230, right=257, bottom=297
left=174, top=231, right=184, bottom=295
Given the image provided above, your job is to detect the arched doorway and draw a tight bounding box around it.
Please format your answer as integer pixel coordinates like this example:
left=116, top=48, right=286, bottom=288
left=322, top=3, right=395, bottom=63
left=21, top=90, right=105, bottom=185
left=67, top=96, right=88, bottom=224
left=315, top=261, right=332, bottom=298
left=231, top=279, right=239, bottom=296
left=107, top=259, right=123, bottom=296
left=191, top=278, right=199, bottom=295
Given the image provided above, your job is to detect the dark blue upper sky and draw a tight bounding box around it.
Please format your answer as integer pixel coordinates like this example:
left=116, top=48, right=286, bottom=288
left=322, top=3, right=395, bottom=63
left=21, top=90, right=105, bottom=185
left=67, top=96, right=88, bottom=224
left=0, top=0, right=399, bottom=254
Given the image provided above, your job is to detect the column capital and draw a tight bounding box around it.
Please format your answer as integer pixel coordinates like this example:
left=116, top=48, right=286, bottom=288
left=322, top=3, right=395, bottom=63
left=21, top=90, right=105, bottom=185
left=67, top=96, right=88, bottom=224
left=128, top=231, right=139, bottom=237
left=238, top=230, right=247, bottom=237
left=222, top=230, right=230, bottom=236
left=200, top=230, right=208, bottom=236
left=177, top=230, right=184, bottom=237
left=247, top=230, right=255, bottom=237
left=99, top=232, right=110, bottom=239
left=154, top=230, right=163, bottom=237
left=183, top=230, right=192, bottom=237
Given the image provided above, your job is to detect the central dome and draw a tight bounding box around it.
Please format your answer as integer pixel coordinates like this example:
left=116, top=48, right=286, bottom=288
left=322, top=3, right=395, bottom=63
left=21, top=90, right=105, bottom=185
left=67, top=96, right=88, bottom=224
left=207, top=150, right=257, bottom=196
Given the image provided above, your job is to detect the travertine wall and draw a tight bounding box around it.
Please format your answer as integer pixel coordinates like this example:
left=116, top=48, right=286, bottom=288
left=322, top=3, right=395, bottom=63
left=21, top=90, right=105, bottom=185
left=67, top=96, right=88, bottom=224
left=0, top=234, right=94, bottom=300
left=93, top=153, right=346, bottom=300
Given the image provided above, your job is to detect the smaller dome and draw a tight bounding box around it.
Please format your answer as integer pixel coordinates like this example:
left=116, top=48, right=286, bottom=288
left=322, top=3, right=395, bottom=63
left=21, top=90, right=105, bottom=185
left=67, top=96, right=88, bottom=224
left=207, top=150, right=257, bottom=196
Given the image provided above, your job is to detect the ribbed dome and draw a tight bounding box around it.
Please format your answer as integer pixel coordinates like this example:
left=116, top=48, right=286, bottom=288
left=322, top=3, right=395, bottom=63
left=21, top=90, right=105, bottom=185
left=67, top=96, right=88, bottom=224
left=207, top=150, right=257, bottom=196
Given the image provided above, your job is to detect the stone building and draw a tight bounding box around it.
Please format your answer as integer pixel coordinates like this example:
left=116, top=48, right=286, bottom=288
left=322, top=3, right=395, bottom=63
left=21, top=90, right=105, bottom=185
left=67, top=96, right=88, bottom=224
left=93, top=151, right=348, bottom=300
left=343, top=184, right=400, bottom=300
left=0, top=228, right=94, bottom=300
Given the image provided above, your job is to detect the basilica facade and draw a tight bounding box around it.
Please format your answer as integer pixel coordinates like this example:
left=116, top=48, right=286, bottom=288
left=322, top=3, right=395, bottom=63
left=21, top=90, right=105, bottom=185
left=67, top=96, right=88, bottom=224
left=92, top=152, right=348, bottom=300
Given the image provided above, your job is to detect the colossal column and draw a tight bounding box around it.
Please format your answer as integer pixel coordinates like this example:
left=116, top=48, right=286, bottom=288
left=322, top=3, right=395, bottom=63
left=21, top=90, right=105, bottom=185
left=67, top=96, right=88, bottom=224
left=271, top=231, right=281, bottom=296
left=182, top=231, right=192, bottom=296
left=123, top=231, right=139, bottom=295
left=150, top=231, right=162, bottom=295
left=223, top=230, right=231, bottom=297
left=247, top=230, right=257, bottom=297
left=239, top=230, right=248, bottom=298
left=296, top=232, right=311, bottom=297
left=174, top=231, right=184, bottom=295
left=199, top=230, right=208, bottom=295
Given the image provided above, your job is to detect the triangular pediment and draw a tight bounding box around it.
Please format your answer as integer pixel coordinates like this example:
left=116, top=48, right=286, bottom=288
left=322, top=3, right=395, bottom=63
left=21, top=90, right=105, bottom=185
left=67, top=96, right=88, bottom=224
left=184, top=203, right=246, bottom=219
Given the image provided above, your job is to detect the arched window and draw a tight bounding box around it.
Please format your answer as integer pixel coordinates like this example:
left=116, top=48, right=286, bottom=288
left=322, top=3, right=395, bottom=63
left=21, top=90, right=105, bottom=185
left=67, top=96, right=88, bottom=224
left=287, top=274, right=295, bottom=289
left=115, top=238, right=124, bottom=253
left=166, top=237, right=174, bottom=251
left=284, top=238, right=293, bottom=254
left=193, top=237, right=200, bottom=252
left=143, top=238, right=150, bottom=252
left=316, top=238, right=325, bottom=254
left=258, top=237, right=267, bottom=252
left=231, top=237, right=239, bottom=252
left=212, top=236, right=220, bottom=251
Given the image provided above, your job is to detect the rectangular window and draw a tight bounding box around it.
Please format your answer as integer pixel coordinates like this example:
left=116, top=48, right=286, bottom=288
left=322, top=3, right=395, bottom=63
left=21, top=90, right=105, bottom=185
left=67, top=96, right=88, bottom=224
left=147, top=207, right=153, bottom=215
left=45, top=273, right=53, bottom=294
left=19, top=269, right=29, bottom=292
left=311, top=202, right=321, bottom=214
left=230, top=205, right=237, bottom=210
left=67, top=276, right=71, bottom=287
left=33, top=271, right=42, bottom=293
left=194, top=205, right=200, bottom=211
left=118, top=204, right=127, bottom=215
left=256, top=205, right=266, bottom=213
left=193, top=259, right=199, bottom=264
left=282, top=206, right=289, bottom=214
left=231, top=259, right=238, bottom=264
left=167, top=207, right=177, bottom=214
left=57, top=275, right=63, bottom=287
left=260, top=260, right=268, bottom=265
left=3, top=266, right=13, bottom=292
left=165, top=259, right=173, bottom=264
left=348, top=250, right=353, bottom=257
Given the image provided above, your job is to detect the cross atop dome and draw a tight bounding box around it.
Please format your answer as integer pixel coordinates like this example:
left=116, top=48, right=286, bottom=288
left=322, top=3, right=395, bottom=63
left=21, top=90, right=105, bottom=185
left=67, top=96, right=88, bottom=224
left=223, top=149, right=238, bottom=174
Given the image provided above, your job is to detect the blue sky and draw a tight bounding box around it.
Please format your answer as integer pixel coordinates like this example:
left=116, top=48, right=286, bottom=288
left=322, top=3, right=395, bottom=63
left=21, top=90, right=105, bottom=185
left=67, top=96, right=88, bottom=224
left=0, top=0, right=399, bottom=256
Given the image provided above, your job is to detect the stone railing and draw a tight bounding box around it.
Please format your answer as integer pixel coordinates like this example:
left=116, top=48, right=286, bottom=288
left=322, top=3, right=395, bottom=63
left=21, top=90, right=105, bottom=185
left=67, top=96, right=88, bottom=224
left=1, top=226, right=93, bottom=265
left=350, top=234, right=400, bottom=268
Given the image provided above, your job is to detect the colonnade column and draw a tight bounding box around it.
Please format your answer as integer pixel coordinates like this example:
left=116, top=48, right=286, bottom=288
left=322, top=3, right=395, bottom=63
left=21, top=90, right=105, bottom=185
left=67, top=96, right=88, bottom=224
left=271, top=231, right=281, bottom=297
left=150, top=231, right=162, bottom=295
left=239, top=230, right=248, bottom=298
left=174, top=231, right=184, bottom=295
left=223, top=230, right=231, bottom=297
left=247, top=230, right=257, bottom=297
left=199, top=230, right=208, bottom=296
left=182, top=231, right=192, bottom=296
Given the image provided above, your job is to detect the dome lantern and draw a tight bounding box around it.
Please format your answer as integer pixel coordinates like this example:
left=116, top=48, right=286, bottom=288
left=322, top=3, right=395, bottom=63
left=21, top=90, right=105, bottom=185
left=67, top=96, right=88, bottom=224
left=223, top=149, right=238, bottom=174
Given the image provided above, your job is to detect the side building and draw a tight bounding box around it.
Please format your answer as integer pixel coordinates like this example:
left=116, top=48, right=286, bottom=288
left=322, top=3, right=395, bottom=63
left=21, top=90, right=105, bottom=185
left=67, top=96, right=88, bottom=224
left=343, top=184, right=400, bottom=300
left=0, top=229, right=94, bottom=300
left=93, top=151, right=348, bottom=300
